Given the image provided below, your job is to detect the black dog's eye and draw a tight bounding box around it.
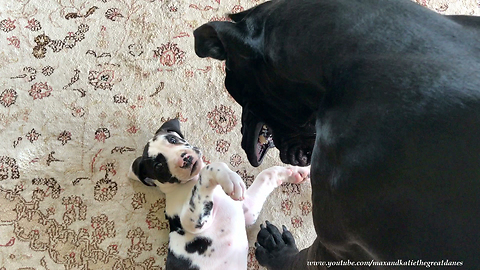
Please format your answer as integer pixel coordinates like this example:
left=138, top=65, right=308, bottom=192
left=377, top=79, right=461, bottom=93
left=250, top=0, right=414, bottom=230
left=155, top=163, right=163, bottom=169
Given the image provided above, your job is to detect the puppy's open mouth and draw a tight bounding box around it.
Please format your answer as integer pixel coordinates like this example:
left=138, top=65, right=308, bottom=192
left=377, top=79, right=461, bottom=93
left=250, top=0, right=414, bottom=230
left=245, top=122, right=275, bottom=167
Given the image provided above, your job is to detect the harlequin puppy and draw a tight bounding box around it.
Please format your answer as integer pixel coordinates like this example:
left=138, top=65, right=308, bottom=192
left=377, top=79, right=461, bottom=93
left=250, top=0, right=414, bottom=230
left=128, top=119, right=309, bottom=270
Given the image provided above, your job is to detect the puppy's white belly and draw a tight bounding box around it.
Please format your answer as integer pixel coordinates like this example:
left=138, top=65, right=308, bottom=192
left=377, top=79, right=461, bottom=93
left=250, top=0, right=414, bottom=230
left=169, top=188, right=248, bottom=270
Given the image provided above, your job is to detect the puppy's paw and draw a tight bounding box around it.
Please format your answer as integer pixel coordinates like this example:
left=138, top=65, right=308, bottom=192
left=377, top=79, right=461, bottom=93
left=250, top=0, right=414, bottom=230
left=285, top=165, right=310, bottom=184
left=259, top=166, right=310, bottom=186
left=219, top=169, right=246, bottom=201
left=203, top=162, right=246, bottom=201
left=255, top=221, right=299, bottom=268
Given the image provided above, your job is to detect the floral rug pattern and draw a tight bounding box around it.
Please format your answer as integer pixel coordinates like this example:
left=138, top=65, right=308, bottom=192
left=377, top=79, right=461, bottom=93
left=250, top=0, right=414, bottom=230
left=0, top=0, right=478, bottom=269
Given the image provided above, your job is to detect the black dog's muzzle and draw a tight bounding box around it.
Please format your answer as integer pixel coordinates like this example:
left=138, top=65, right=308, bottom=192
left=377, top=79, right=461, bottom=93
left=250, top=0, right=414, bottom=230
left=241, top=104, right=275, bottom=167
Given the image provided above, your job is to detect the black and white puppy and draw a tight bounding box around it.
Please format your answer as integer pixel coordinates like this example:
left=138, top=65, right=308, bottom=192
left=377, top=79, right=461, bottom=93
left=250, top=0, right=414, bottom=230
left=128, top=119, right=309, bottom=270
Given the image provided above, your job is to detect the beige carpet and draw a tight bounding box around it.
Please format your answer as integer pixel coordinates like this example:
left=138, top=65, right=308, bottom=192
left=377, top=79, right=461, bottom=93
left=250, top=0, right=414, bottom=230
left=0, top=0, right=478, bottom=269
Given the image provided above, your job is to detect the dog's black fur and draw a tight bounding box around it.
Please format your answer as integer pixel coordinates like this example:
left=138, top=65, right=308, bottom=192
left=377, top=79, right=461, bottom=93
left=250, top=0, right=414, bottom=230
left=194, top=0, right=480, bottom=268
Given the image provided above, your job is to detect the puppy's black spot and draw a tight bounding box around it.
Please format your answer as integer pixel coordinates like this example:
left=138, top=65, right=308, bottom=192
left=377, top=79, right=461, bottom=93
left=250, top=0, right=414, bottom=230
left=166, top=250, right=199, bottom=270
left=189, top=199, right=195, bottom=210
left=203, top=201, right=213, bottom=216
left=195, top=212, right=203, bottom=228
left=185, top=237, right=212, bottom=255
left=140, top=146, right=180, bottom=184
left=195, top=221, right=204, bottom=229
left=166, top=214, right=184, bottom=235
left=167, top=176, right=181, bottom=184
left=194, top=201, right=213, bottom=229
left=189, top=185, right=197, bottom=210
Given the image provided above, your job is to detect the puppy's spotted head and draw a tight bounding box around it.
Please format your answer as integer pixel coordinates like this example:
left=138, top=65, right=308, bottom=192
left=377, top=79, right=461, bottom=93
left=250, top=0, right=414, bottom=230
left=131, top=119, right=203, bottom=186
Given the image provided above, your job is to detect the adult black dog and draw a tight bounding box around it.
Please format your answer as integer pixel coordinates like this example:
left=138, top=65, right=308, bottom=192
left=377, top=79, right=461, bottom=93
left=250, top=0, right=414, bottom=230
left=194, top=0, right=480, bottom=268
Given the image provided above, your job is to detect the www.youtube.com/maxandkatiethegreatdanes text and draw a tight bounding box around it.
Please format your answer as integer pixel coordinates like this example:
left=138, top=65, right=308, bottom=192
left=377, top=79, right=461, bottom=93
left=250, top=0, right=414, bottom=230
left=307, top=259, right=463, bottom=268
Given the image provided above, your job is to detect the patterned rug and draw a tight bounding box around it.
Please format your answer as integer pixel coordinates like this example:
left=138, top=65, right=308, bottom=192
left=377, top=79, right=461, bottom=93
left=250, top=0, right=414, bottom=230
left=0, top=0, right=478, bottom=269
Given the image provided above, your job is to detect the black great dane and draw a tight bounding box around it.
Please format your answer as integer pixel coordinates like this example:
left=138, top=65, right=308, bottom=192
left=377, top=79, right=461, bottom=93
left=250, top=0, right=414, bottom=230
left=194, top=0, right=480, bottom=268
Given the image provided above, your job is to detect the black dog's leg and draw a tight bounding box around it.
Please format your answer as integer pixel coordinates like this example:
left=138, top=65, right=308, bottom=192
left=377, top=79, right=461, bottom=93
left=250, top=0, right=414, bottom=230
left=256, top=221, right=310, bottom=270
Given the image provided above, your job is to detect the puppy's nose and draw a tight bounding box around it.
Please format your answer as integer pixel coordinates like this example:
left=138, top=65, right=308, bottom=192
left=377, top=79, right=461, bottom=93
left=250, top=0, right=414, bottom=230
left=179, top=154, right=194, bottom=168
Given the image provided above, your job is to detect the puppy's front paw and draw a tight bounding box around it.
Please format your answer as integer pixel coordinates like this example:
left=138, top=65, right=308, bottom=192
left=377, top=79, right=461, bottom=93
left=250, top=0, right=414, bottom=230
left=285, top=165, right=310, bottom=184
left=204, top=162, right=246, bottom=201
left=260, top=165, right=310, bottom=186
left=255, top=221, right=299, bottom=268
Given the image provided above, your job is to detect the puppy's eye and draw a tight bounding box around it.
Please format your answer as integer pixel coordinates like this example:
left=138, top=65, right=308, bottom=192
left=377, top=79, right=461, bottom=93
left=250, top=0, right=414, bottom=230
left=155, top=163, right=163, bottom=170
left=168, top=136, right=177, bottom=144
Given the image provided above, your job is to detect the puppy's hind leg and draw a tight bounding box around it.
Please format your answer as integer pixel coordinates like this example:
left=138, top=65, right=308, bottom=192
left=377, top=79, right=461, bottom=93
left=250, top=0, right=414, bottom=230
left=243, top=166, right=310, bottom=226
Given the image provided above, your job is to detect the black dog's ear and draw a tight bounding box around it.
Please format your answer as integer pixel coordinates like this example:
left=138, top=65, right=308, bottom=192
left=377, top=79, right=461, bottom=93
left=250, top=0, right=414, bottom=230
left=447, top=15, right=480, bottom=30
left=155, top=118, right=184, bottom=138
left=228, top=11, right=248, bottom=23
left=131, top=156, right=157, bottom=186
left=229, top=1, right=274, bottom=23
left=194, top=21, right=262, bottom=61
left=194, top=1, right=273, bottom=60
left=193, top=22, right=231, bottom=60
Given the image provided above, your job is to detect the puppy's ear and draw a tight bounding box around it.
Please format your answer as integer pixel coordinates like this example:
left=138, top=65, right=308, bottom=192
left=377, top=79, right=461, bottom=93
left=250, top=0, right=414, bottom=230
left=131, top=156, right=157, bottom=186
left=155, top=118, right=184, bottom=138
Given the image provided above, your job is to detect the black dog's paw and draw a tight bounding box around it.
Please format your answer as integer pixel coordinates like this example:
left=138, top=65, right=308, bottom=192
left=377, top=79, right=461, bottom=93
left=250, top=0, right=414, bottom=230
left=255, top=221, right=299, bottom=268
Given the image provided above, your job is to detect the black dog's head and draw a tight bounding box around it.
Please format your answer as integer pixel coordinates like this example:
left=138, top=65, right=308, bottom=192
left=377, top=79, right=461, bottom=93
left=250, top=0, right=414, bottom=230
left=194, top=2, right=318, bottom=167
left=130, top=119, right=203, bottom=186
